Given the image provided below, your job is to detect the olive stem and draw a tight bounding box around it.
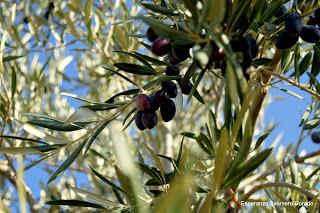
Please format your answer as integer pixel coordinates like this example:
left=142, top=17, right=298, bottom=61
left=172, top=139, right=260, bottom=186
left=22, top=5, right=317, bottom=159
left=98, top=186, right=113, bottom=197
left=241, top=182, right=319, bottom=203
left=0, top=164, right=38, bottom=213
left=260, top=69, right=320, bottom=100
left=249, top=149, right=320, bottom=182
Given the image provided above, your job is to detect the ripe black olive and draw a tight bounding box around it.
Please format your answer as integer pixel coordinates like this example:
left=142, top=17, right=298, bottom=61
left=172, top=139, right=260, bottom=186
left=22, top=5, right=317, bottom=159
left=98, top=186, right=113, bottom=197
left=142, top=111, right=158, bottom=129
left=285, top=14, right=303, bottom=35
left=171, top=45, right=190, bottom=62
left=299, top=25, right=320, bottom=43
left=135, top=111, right=146, bottom=131
left=275, top=5, right=288, bottom=17
left=162, top=80, right=178, bottom=98
left=307, top=16, right=318, bottom=26
left=154, top=89, right=169, bottom=105
left=146, top=27, right=158, bottom=42
left=276, top=31, right=299, bottom=49
left=148, top=95, right=160, bottom=111
left=165, top=65, right=180, bottom=76
left=311, top=131, right=320, bottom=144
left=180, top=80, right=193, bottom=95
left=160, top=99, right=176, bottom=122
left=246, top=35, right=258, bottom=58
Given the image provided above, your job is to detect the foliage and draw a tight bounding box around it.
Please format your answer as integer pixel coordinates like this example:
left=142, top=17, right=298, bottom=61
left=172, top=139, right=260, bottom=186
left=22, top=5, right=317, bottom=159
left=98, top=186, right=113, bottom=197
left=0, top=0, right=319, bottom=212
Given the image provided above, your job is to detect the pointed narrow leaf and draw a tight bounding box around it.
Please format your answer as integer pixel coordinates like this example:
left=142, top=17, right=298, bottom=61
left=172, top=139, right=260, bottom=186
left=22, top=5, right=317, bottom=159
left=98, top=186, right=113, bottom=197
left=140, top=3, right=179, bottom=16
left=0, top=147, right=42, bottom=155
left=47, top=141, right=87, bottom=183
left=46, top=200, right=105, bottom=209
left=223, top=148, right=273, bottom=188
left=102, top=66, right=140, bottom=86
left=113, top=51, right=154, bottom=70
left=90, top=166, right=126, bottom=193
left=114, top=63, right=156, bottom=75
left=140, top=17, right=198, bottom=44
left=27, top=119, right=91, bottom=131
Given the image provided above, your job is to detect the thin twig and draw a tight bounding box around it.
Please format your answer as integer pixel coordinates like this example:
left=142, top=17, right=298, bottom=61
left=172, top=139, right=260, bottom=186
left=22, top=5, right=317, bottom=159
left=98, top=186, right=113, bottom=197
left=241, top=182, right=319, bottom=203
left=0, top=165, right=38, bottom=213
left=261, top=69, right=320, bottom=100
left=253, top=149, right=320, bottom=181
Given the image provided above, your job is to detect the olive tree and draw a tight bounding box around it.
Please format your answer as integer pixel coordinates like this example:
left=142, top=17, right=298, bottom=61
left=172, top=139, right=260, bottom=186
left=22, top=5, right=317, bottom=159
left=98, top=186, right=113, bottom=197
left=0, top=0, right=320, bottom=212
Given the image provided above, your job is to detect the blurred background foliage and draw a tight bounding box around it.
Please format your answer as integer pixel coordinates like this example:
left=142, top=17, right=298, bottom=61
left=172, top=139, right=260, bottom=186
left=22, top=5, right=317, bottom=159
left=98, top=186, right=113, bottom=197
left=0, top=0, right=319, bottom=212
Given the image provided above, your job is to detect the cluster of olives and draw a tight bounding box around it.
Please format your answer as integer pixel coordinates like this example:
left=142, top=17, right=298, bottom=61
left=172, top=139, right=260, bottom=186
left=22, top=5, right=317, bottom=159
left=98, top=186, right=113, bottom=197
left=276, top=8, right=320, bottom=49
left=147, top=27, right=195, bottom=94
left=229, top=35, right=258, bottom=79
left=134, top=80, right=177, bottom=131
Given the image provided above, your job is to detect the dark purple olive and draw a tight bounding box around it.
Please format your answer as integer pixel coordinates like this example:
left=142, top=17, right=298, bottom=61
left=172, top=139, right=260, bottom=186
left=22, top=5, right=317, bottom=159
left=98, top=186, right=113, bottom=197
left=154, top=89, right=169, bottom=105
left=241, top=52, right=253, bottom=71
left=165, top=65, right=180, bottom=76
left=162, top=80, right=178, bottom=98
left=160, top=99, right=176, bottom=122
left=315, top=8, right=320, bottom=20
left=148, top=95, right=160, bottom=111
left=241, top=52, right=253, bottom=80
left=23, top=16, right=29, bottom=23
left=275, top=5, right=288, bottom=17
left=246, top=35, right=258, bottom=58
left=221, top=60, right=227, bottom=77
left=231, top=38, right=250, bottom=53
left=151, top=38, right=171, bottom=56
left=307, top=16, right=318, bottom=26
left=315, top=8, right=320, bottom=26
left=141, top=111, right=158, bottom=129
left=146, top=27, right=158, bottom=42
left=135, top=111, right=146, bottom=131
left=136, top=94, right=151, bottom=111
left=311, top=131, right=320, bottom=143
left=209, top=43, right=225, bottom=62
left=180, top=80, right=193, bottom=95
left=167, top=51, right=181, bottom=65
left=171, top=45, right=190, bottom=62
left=276, top=31, right=299, bottom=49
left=299, top=25, right=320, bottom=43
left=285, top=13, right=303, bottom=35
